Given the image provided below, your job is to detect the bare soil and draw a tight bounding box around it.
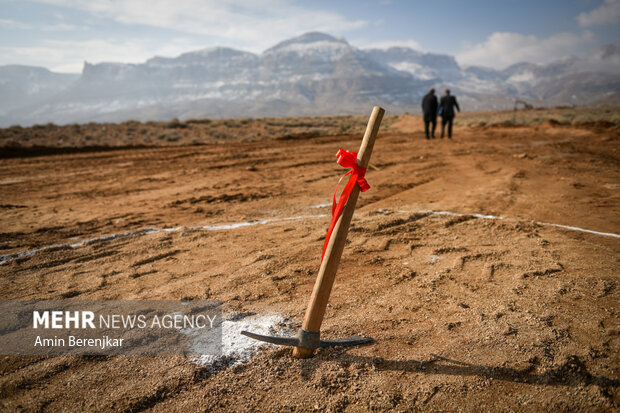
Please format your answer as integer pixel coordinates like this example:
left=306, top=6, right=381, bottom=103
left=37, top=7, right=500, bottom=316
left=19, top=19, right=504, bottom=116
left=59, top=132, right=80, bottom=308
left=0, top=111, right=619, bottom=411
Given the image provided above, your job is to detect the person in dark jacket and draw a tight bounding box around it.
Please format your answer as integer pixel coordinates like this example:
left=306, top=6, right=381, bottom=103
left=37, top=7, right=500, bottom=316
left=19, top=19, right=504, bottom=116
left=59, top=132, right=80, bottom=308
left=421, top=88, right=438, bottom=139
left=439, top=89, right=460, bottom=138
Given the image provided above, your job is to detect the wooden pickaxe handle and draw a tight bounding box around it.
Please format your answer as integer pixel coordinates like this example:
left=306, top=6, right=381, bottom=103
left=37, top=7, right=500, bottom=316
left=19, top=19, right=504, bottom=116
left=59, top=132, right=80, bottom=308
left=292, top=106, right=385, bottom=358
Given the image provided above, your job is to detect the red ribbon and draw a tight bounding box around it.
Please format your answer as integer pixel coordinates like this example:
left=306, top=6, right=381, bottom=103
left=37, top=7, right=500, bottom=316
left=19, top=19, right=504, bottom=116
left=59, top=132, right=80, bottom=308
left=321, top=149, right=370, bottom=261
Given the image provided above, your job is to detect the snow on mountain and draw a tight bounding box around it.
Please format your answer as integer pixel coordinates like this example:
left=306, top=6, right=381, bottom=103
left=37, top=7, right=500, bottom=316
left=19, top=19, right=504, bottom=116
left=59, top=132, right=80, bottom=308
left=263, top=32, right=351, bottom=60
left=364, top=47, right=463, bottom=82
left=0, top=33, right=618, bottom=126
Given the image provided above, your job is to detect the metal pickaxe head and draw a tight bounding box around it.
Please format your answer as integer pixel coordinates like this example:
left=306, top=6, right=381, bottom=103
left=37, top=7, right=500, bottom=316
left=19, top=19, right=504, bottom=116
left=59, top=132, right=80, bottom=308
left=241, top=328, right=374, bottom=350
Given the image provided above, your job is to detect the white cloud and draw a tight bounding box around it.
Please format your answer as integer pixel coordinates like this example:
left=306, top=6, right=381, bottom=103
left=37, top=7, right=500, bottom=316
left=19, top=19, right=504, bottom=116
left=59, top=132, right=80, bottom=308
left=0, top=19, right=34, bottom=30
left=0, top=18, right=87, bottom=31
left=32, top=0, right=367, bottom=53
left=578, top=0, right=620, bottom=27
left=358, top=39, right=424, bottom=51
left=456, top=32, right=592, bottom=69
left=0, top=37, right=206, bottom=73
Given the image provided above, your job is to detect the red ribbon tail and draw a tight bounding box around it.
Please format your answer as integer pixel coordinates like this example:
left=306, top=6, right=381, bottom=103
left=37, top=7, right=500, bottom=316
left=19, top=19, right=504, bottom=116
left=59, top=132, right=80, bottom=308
left=332, top=170, right=352, bottom=216
left=322, top=172, right=358, bottom=261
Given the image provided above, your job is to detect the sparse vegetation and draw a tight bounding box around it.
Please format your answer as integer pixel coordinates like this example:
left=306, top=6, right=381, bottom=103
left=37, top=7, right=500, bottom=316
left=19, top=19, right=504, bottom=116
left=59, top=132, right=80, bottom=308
left=455, top=105, right=620, bottom=127
left=167, top=118, right=188, bottom=129
left=0, top=106, right=617, bottom=152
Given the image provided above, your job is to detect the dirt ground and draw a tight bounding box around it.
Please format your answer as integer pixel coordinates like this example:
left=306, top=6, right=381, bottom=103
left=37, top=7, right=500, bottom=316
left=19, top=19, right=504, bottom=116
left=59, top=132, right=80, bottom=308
left=0, top=110, right=619, bottom=411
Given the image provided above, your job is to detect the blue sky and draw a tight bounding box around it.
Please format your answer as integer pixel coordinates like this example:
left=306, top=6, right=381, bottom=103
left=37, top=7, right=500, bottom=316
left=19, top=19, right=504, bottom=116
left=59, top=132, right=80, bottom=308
left=0, top=0, right=618, bottom=73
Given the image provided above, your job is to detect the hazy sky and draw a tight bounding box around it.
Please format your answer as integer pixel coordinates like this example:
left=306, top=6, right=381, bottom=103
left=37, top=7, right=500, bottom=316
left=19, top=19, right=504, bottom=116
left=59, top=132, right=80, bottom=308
left=1, top=0, right=619, bottom=73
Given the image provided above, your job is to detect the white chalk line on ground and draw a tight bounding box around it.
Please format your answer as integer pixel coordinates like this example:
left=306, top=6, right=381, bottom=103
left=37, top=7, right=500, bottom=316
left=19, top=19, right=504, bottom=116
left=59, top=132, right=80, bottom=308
left=0, top=214, right=327, bottom=266
left=394, top=209, right=620, bottom=239
left=1, top=209, right=617, bottom=266
left=534, top=221, right=619, bottom=239
left=307, top=202, right=332, bottom=209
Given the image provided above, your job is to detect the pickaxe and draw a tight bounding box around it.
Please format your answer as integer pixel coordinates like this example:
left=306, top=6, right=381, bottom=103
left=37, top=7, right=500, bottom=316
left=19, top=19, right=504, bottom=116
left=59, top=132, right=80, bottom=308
left=242, top=106, right=385, bottom=358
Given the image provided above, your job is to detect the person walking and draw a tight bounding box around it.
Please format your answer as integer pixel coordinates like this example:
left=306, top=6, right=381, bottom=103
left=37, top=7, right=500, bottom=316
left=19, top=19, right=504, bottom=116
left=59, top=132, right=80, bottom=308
left=439, top=89, right=460, bottom=138
left=421, top=88, right=438, bottom=139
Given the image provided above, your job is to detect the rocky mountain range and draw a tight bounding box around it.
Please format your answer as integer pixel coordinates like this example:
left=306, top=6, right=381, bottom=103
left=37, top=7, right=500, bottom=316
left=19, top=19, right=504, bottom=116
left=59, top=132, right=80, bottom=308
left=1, top=32, right=618, bottom=126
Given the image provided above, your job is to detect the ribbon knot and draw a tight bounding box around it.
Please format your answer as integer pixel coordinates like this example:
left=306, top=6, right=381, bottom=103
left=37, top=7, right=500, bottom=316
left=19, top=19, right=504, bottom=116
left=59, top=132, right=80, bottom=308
left=335, top=149, right=369, bottom=192
left=322, top=149, right=371, bottom=261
